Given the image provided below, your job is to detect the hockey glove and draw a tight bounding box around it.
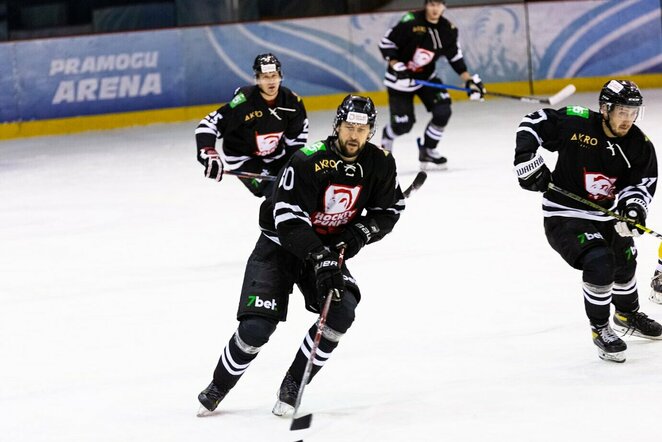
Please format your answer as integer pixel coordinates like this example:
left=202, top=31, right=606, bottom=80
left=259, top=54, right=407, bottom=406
left=197, top=147, right=224, bottom=181
left=465, top=74, right=486, bottom=101
left=391, top=61, right=411, bottom=80
left=309, top=246, right=345, bottom=304
left=614, top=198, right=647, bottom=237
left=335, top=220, right=380, bottom=259
left=514, top=152, right=551, bottom=192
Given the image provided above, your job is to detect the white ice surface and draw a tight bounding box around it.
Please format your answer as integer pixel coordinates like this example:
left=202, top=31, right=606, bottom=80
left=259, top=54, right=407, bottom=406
left=2, top=89, right=662, bottom=442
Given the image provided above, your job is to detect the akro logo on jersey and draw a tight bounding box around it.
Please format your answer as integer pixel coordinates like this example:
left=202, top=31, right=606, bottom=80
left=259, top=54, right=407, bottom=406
left=244, top=110, right=263, bottom=121
left=314, top=159, right=340, bottom=172
left=584, top=170, right=616, bottom=201
left=571, top=133, right=598, bottom=148
left=246, top=295, right=278, bottom=311
left=254, top=131, right=284, bottom=156
left=577, top=232, right=604, bottom=244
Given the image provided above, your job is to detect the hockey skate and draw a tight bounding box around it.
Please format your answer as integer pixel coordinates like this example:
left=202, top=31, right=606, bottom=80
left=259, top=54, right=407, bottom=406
left=613, top=311, right=662, bottom=339
left=417, top=138, right=447, bottom=171
left=272, top=371, right=300, bottom=417
left=197, top=381, right=229, bottom=417
left=591, top=323, right=627, bottom=363
left=650, top=271, right=662, bottom=304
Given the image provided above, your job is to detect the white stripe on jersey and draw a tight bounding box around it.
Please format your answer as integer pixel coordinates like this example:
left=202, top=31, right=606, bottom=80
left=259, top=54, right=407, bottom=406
left=517, top=126, right=543, bottom=146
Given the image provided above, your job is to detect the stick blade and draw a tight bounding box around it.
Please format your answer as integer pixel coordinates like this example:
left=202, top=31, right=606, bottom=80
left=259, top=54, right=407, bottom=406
left=547, top=84, right=576, bottom=106
left=403, top=171, right=428, bottom=197
left=290, top=413, right=313, bottom=431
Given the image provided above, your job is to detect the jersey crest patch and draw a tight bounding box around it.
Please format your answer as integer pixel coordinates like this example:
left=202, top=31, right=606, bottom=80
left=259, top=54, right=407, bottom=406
left=584, top=170, right=616, bottom=201
left=408, top=47, right=435, bottom=71
left=566, top=106, right=589, bottom=118
left=311, top=184, right=362, bottom=233
left=255, top=132, right=283, bottom=156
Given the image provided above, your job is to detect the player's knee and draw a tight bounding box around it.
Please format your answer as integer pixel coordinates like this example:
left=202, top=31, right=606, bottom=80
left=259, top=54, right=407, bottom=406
left=237, top=315, right=278, bottom=348
left=326, top=291, right=358, bottom=334
left=431, top=103, right=451, bottom=127
left=581, top=247, right=614, bottom=286
left=391, top=115, right=415, bottom=135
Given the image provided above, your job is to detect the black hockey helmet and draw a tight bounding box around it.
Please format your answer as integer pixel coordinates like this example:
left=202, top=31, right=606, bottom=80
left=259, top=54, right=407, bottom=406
left=253, top=53, right=282, bottom=77
left=333, top=95, right=377, bottom=139
left=599, top=80, right=643, bottom=109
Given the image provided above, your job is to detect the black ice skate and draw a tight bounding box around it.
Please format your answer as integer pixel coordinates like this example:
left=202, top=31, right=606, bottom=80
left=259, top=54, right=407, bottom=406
left=197, top=381, right=229, bottom=417
left=613, top=311, right=662, bottom=339
left=650, top=270, right=662, bottom=304
left=591, top=323, right=627, bottom=363
left=417, top=138, right=447, bottom=171
left=272, top=371, right=300, bottom=417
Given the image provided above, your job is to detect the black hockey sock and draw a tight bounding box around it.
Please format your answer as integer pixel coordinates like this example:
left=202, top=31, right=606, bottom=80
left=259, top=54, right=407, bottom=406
left=612, top=278, right=640, bottom=313
left=422, top=123, right=444, bottom=149
left=288, top=324, right=340, bottom=385
left=213, top=332, right=260, bottom=391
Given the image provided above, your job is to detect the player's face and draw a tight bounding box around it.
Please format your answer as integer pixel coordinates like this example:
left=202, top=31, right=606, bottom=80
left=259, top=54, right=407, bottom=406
left=425, top=1, right=446, bottom=22
left=603, top=104, right=640, bottom=137
left=256, top=72, right=282, bottom=99
left=337, top=121, right=371, bottom=158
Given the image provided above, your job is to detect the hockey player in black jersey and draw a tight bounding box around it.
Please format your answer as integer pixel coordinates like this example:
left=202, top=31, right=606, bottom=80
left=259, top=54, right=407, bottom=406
left=514, top=80, right=662, bottom=363
left=379, top=0, right=485, bottom=169
left=197, top=95, right=405, bottom=416
left=195, top=53, right=308, bottom=197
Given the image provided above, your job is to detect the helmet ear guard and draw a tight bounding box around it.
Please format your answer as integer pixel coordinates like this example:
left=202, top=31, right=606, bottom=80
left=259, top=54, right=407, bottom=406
left=333, top=94, right=377, bottom=139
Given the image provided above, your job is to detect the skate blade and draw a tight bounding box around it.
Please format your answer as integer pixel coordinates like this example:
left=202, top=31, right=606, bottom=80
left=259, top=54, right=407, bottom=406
left=597, top=348, right=626, bottom=363
left=419, top=161, right=447, bottom=172
left=649, top=289, right=662, bottom=305
left=196, top=405, right=215, bottom=417
left=272, top=399, right=294, bottom=417
left=612, top=324, right=662, bottom=340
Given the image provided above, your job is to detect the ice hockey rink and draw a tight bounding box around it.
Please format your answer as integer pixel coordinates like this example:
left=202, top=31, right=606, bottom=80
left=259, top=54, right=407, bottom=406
left=2, top=88, right=662, bottom=442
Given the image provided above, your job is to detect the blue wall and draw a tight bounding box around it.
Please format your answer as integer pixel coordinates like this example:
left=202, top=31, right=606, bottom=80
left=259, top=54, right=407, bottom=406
left=0, top=0, right=660, bottom=124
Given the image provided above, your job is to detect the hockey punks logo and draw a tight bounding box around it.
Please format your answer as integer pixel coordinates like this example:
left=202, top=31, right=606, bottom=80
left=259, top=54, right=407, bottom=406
left=584, top=170, right=616, bottom=201
left=254, top=132, right=284, bottom=156
left=311, top=184, right=362, bottom=233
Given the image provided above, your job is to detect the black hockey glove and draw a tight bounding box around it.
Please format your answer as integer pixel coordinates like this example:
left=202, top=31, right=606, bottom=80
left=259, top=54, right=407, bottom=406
left=309, top=246, right=345, bottom=305
left=197, top=147, right=224, bottom=181
left=615, top=198, right=647, bottom=237
left=514, top=152, right=551, bottom=192
left=465, top=74, right=486, bottom=101
left=391, top=61, right=411, bottom=80
left=335, top=220, right=379, bottom=259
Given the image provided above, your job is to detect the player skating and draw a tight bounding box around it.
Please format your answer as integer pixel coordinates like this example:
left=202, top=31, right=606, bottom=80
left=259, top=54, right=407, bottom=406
left=514, top=80, right=662, bottom=362
left=197, top=95, right=405, bottom=415
left=378, top=0, right=485, bottom=169
left=195, top=53, right=308, bottom=197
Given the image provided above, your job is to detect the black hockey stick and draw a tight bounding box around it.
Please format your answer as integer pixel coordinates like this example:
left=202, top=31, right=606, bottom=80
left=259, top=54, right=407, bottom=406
left=403, top=171, right=427, bottom=198
left=415, top=80, right=576, bottom=106
left=548, top=183, right=662, bottom=240
left=223, top=170, right=278, bottom=181
left=290, top=247, right=346, bottom=431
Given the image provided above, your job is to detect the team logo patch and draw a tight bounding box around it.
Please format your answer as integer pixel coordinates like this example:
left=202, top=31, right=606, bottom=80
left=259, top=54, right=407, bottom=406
left=408, top=48, right=434, bottom=72
left=584, top=170, right=616, bottom=201
left=311, top=184, right=362, bottom=233
left=254, top=131, right=283, bottom=156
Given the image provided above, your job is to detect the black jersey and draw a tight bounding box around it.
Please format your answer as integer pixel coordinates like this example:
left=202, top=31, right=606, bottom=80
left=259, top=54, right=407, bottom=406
left=195, top=85, right=308, bottom=173
left=379, top=10, right=468, bottom=92
left=258, top=137, right=405, bottom=259
left=515, top=105, right=657, bottom=221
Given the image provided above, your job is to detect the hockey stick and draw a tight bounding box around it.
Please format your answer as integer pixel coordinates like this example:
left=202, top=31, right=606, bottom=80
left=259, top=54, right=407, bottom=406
left=415, top=80, right=576, bottom=106
left=223, top=170, right=277, bottom=181
left=403, top=171, right=427, bottom=198
left=548, top=183, right=662, bottom=240
left=290, top=247, right=346, bottom=431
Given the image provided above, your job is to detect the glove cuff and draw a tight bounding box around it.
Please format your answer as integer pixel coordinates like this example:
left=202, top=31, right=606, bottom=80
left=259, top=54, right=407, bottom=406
left=514, top=152, right=545, bottom=180
left=471, top=73, right=482, bottom=83
left=624, top=197, right=648, bottom=215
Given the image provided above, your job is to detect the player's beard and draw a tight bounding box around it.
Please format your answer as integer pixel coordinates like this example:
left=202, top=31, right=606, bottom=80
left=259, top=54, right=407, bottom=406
left=337, top=137, right=365, bottom=160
